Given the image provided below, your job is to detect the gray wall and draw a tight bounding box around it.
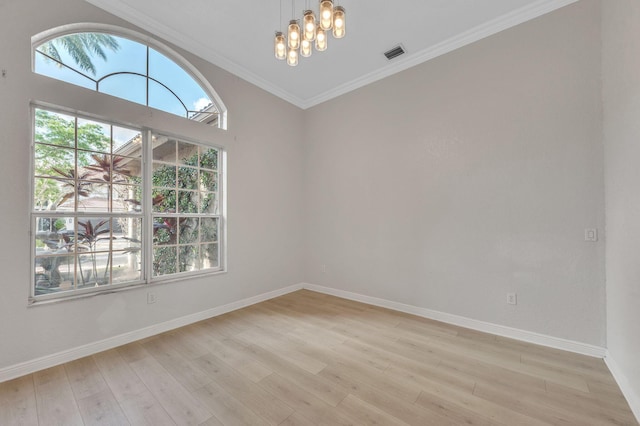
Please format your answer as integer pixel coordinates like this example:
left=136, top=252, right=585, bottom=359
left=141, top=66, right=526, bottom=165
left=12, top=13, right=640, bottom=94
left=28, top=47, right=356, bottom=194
left=0, top=0, right=305, bottom=369
left=602, top=0, right=640, bottom=411
left=303, top=0, right=606, bottom=346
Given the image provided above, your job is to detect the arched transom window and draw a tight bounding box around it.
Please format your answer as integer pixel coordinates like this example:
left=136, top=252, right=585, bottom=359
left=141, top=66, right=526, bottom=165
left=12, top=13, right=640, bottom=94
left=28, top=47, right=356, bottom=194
left=33, top=25, right=226, bottom=128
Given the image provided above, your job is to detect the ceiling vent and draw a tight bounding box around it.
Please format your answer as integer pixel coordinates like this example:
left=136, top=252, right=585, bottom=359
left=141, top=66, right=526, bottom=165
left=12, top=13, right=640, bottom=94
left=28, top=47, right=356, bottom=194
left=384, top=45, right=406, bottom=61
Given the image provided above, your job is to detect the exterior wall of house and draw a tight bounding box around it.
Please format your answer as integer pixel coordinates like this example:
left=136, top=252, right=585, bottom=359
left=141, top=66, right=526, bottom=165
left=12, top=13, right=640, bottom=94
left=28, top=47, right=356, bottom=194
left=303, top=0, right=606, bottom=346
left=0, top=0, right=305, bottom=370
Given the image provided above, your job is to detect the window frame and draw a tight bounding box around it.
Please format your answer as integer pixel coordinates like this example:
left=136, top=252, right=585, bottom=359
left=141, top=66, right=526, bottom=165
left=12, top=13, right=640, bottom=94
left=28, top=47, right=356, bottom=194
left=31, top=23, right=228, bottom=130
left=29, top=104, right=226, bottom=304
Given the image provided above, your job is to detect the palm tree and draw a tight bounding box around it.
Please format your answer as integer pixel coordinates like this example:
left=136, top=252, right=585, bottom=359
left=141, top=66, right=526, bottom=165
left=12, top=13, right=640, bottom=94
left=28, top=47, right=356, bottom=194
left=37, top=32, right=119, bottom=76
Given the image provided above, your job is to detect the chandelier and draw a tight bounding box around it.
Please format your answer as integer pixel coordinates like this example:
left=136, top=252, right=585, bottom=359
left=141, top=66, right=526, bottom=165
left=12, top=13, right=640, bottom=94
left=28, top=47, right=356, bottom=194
left=274, top=0, right=347, bottom=66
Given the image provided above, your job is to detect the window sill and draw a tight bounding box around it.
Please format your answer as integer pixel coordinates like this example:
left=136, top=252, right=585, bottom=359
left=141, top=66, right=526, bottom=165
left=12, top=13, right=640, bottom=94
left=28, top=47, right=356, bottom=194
left=28, top=269, right=227, bottom=307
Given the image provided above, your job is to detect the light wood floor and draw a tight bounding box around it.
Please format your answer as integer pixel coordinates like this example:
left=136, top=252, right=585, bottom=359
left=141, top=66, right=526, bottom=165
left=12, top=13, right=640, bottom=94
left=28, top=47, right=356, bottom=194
left=0, top=290, right=637, bottom=425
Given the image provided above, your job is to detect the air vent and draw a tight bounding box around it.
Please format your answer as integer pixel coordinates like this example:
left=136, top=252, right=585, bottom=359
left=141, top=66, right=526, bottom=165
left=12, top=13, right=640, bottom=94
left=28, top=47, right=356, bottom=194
left=384, top=44, right=406, bottom=60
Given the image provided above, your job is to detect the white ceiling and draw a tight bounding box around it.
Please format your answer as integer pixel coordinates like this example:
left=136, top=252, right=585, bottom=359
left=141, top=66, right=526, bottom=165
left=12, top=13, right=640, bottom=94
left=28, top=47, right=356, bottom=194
left=85, top=0, right=578, bottom=109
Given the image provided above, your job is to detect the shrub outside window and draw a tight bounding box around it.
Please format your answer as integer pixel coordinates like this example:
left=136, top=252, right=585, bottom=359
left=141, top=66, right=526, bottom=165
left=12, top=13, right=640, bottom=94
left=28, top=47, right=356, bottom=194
left=151, top=135, right=221, bottom=277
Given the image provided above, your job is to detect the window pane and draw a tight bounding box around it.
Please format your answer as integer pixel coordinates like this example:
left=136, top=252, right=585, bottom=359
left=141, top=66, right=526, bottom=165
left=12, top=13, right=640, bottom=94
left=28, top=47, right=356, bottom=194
left=178, top=142, right=198, bottom=165
left=95, top=36, right=147, bottom=78
left=153, top=163, right=176, bottom=188
left=153, top=246, right=177, bottom=276
left=113, top=184, right=142, bottom=212
left=179, top=217, right=198, bottom=244
left=34, top=216, right=74, bottom=257
left=113, top=156, right=142, bottom=183
left=115, top=217, right=142, bottom=252
left=112, top=250, right=141, bottom=284
left=99, top=73, right=146, bottom=106
left=35, top=109, right=75, bottom=147
left=34, top=178, right=74, bottom=211
left=200, top=171, right=218, bottom=192
left=178, top=191, right=198, bottom=213
left=153, top=138, right=176, bottom=163
left=201, top=217, right=219, bottom=243
left=76, top=183, right=109, bottom=213
left=153, top=217, right=177, bottom=245
left=77, top=251, right=111, bottom=287
left=149, top=48, right=211, bottom=116
left=113, top=127, right=142, bottom=154
left=178, top=167, right=198, bottom=189
left=35, top=254, right=76, bottom=295
left=152, top=189, right=176, bottom=213
left=34, top=144, right=74, bottom=178
left=199, top=147, right=218, bottom=170
left=149, top=80, right=187, bottom=118
left=200, top=243, right=219, bottom=269
left=201, top=192, right=218, bottom=214
left=34, top=51, right=96, bottom=91
left=179, top=245, right=199, bottom=273
left=77, top=118, right=110, bottom=153
left=76, top=218, right=112, bottom=253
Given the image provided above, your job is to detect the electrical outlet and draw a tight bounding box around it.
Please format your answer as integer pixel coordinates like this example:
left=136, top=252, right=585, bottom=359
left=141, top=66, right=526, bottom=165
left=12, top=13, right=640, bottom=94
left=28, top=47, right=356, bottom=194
left=507, top=293, right=517, bottom=305
left=321, top=264, right=326, bottom=273
left=584, top=228, right=598, bottom=242
left=147, top=292, right=157, bottom=304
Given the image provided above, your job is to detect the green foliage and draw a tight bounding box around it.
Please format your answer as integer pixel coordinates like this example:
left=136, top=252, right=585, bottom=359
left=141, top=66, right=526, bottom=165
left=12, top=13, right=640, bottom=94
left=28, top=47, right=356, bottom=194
left=34, top=109, right=111, bottom=208
left=37, top=33, right=120, bottom=76
left=199, top=148, right=218, bottom=170
left=53, top=218, right=66, bottom=231
left=153, top=246, right=176, bottom=276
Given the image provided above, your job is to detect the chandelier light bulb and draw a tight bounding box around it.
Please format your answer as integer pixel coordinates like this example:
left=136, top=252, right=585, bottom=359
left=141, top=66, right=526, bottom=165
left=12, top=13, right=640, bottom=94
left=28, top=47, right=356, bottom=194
left=332, top=6, right=346, bottom=38
left=274, top=32, right=286, bottom=60
left=319, top=0, right=334, bottom=30
left=315, top=25, right=327, bottom=51
left=287, top=47, right=298, bottom=66
left=303, top=10, right=316, bottom=41
left=301, top=39, right=312, bottom=57
left=274, top=0, right=346, bottom=65
left=288, top=20, right=300, bottom=49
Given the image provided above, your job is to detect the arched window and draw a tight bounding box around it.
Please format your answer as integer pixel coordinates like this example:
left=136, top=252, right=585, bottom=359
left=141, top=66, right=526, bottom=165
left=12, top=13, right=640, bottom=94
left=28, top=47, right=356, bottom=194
left=32, top=24, right=227, bottom=129
left=29, top=25, right=227, bottom=304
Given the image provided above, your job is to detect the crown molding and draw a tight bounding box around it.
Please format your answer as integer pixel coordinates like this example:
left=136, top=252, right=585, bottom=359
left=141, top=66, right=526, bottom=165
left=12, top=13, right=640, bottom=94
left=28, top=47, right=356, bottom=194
left=86, top=0, right=579, bottom=110
left=85, top=0, right=306, bottom=107
left=300, top=0, right=580, bottom=109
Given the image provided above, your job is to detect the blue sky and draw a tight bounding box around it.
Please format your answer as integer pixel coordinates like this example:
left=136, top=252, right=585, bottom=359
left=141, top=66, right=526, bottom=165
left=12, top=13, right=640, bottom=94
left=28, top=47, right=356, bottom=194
left=35, top=33, right=212, bottom=118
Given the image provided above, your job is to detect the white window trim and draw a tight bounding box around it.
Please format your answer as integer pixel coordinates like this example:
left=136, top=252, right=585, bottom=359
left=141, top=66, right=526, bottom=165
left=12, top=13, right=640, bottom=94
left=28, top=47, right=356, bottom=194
left=29, top=104, right=227, bottom=305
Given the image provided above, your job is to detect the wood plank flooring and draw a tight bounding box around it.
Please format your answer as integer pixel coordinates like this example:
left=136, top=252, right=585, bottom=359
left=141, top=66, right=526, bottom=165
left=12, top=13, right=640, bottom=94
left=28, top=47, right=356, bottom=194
left=0, top=289, right=637, bottom=425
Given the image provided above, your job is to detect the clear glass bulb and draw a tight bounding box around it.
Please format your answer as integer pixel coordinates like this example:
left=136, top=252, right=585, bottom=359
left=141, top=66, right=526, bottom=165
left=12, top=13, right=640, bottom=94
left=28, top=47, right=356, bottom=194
left=301, top=39, right=312, bottom=57
left=315, top=25, right=327, bottom=51
left=332, top=6, right=345, bottom=38
left=288, top=20, right=300, bottom=49
left=303, top=10, right=316, bottom=41
left=274, top=32, right=286, bottom=60
left=319, top=0, right=333, bottom=30
left=287, top=48, right=298, bottom=66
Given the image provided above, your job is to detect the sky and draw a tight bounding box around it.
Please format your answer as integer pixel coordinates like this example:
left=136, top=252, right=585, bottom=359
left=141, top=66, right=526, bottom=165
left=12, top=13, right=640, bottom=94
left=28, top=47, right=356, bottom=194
left=35, top=33, right=212, bottom=119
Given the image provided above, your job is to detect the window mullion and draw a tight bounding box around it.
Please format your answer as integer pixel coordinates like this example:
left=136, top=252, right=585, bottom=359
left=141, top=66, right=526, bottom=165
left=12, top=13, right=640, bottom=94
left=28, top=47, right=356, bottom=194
left=143, top=129, right=153, bottom=284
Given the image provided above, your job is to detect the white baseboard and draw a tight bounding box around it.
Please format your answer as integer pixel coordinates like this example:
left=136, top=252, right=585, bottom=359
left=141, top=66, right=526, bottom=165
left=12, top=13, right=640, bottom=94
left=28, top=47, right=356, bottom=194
left=302, top=283, right=607, bottom=358
left=0, top=283, right=303, bottom=384
left=604, top=352, right=640, bottom=423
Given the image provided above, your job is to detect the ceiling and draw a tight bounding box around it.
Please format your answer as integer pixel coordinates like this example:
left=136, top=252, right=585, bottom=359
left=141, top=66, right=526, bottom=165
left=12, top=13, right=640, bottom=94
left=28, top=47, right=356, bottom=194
left=85, top=0, right=577, bottom=109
